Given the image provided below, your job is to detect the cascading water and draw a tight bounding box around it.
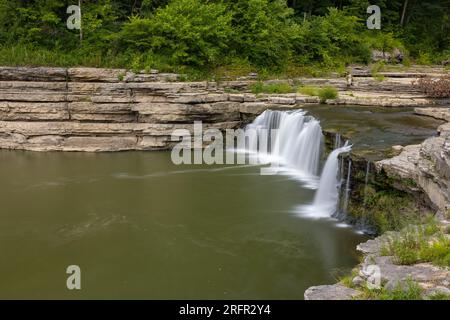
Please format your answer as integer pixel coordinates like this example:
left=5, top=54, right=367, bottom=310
left=342, top=160, right=352, bottom=213
left=335, top=133, right=342, bottom=149
left=245, top=110, right=324, bottom=181
left=297, top=142, right=352, bottom=218
left=246, top=109, right=352, bottom=219
left=363, top=161, right=371, bottom=206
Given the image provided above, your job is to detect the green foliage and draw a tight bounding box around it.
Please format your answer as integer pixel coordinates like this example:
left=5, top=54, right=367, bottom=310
left=357, top=279, right=423, bottom=300
left=429, top=293, right=450, bottom=300
left=347, top=185, right=426, bottom=234
left=230, top=0, right=296, bottom=68
left=292, top=8, right=371, bottom=67
left=250, top=82, right=294, bottom=94
left=119, top=0, right=233, bottom=66
left=371, top=61, right=386, bottom=81
left=0, top=0, right=448, bottom=74
left=379, top=280, right=423, bottom=300
left=381, top=223, right=450, bottom=267
left=317, top=86, right=339, bottom=102
left=297, top=85, right=339, bottom=101
left=339, top=268, right=359, bottom=288
left=417, top=52, right=433, bottom=66
left=298, top=86, right=319, bottom=96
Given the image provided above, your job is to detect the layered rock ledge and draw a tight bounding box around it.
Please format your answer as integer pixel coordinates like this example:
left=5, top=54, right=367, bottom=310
left=305, top=107, right=450, bottom=300
left=0, top=66, right=447, bottom=152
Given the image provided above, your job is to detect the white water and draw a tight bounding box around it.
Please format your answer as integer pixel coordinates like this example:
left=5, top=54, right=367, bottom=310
left=297, top=142, right=352, bottom=218
left=363, top=161, right=371, bottom=206
left=343, top=160, right=352, bottom=213
left=245, top=110, right=323, bottom=183
left=246, top=109, right=352, bottom=219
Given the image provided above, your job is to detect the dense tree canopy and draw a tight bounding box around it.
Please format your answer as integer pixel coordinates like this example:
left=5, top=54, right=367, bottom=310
left=0, top=0, right=448, bottom=75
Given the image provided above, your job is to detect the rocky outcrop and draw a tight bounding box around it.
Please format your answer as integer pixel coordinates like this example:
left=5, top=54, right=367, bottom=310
left=305, top=107, right=450, bottom=300
left=0, top=67, right=311, bottom=152
left=376, top=107, right=450, bottom=214
left=304, top=285, right=360, bottom=300
left=305, top=229, right=450, bottom=300
left=0, top=66, right=448, bottom=152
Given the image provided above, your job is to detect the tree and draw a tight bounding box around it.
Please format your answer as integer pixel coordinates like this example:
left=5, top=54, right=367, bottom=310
left=119, top=0, right=233, bottom=66
left=228, top=0, right=296, bottom=67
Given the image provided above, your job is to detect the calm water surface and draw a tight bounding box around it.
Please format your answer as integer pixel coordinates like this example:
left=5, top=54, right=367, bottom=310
left=0, top=150, right=366, bottom=299
left=0, top=106, right=439, bottom=299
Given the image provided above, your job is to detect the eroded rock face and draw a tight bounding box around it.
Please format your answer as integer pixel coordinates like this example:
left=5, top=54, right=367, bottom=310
left=376, top=108, right=450, bottom=213
left=0, top=66, right=448, bottom=152
left=0, top=67, right=302, bottom=151
left=305, top=106, right=450, bottom=301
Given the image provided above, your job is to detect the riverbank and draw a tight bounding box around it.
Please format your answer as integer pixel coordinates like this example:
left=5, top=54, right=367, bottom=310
left=305, top=107, right=450, bottom=300
left=0, top=66, right=448, bottom=152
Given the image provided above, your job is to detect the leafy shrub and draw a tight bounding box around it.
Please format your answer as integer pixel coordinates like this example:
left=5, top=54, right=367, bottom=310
left=379, top=280, right=423, bottom=300
left=292, top=8, right=371, bottom=66
left=357, top=279, right=423, bottom=300
left=381, top=224, right=450, bottom=267
left=298, top=86, right=319, bottom=96
left=119, top=0, right=233, bottom=66
left=318, top=86, right=339, bottom=102
left=229, top=0, right=296, bottom=68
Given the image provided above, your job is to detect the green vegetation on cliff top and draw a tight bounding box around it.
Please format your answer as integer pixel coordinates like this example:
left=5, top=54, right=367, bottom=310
left=0, top=0, right=449, bottom=79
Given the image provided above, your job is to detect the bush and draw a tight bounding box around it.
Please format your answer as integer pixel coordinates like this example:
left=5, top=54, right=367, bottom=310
left=318, top=86, right=339, bottom=102
left=298, top=86, right=319, bottom=96
left=119, top=0, right=233, bottom=66
left=292, top=8, right=371, bottom=66
left=230, top=0, right=296, bottom=68
left=379, top=280, right=423, bottom=300
left=381, top=224, right=450, bottom=267
left=357, top=279, right=423, bottom=300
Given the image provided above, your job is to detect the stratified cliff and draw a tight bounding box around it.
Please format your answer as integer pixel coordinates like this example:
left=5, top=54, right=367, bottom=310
left=0, top=66, right=447, bottom=152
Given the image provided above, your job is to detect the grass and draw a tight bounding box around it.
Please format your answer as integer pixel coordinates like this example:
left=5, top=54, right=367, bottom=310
left=0, top=44, right=350, bottom=82
left=318, top=86, right=339, bottom=102
left=371, top=61, right=386, bottom=82
left=380, top=222, right=450, bottom=267
left=357, top=279, right=423, bottom=300
left=347, top=185, right=428, bottom=234
left=338, top=268, right=360, bottom=289
left=250, top=82, right=295, bottom=94
left=297, top=85, right=339, bottom=102
left=298, top=85, right=319, bottom=96
left=429, top=293, right=450, bottom=300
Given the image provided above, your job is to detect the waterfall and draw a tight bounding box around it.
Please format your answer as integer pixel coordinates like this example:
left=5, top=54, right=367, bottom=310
left=342, top=160, right=352, bottom=213
left=363, top=161, right=371, bottom=206
left=334, top=133, right=342, bottom=149
left=246, top=109, right=352, bottom=219
left=298, top=142, right=352, bottom=218
left=245, top=110, right=324, bottom=179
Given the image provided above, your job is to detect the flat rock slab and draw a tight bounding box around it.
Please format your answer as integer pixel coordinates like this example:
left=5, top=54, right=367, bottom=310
left=304, top=285, right=360, bottom=300
left=362, top=256, right=450, bottom=287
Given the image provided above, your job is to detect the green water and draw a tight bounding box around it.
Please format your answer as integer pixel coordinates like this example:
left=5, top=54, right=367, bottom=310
left=305, top=105, right=442, bottom=160
left=0, top=150, right=366, bottom=299
left=0, top=106, right=440, bottom=299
